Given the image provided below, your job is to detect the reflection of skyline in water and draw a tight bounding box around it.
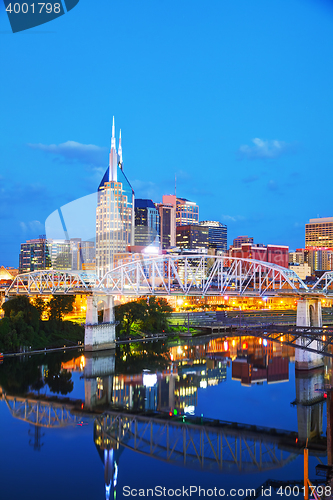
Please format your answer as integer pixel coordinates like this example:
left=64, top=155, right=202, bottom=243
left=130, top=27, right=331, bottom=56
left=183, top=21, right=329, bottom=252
left=0, top=336, right=332, bottom=500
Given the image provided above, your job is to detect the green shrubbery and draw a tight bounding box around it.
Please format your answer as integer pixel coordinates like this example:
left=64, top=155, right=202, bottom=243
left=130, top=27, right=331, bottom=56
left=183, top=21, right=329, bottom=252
left=115, top=297, right=173, bottom=337
left=0, top=296, right=83, bottom=353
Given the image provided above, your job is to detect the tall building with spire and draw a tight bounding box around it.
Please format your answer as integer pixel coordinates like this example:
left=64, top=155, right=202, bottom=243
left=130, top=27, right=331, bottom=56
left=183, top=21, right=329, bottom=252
left=96, top=118, right=134, bottom=277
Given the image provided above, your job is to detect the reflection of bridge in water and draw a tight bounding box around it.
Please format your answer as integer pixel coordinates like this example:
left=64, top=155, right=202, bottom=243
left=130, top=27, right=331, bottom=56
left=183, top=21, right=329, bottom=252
left=4, top=395, right=82, bottom=428
left=1, top=347, right=331, bottom=499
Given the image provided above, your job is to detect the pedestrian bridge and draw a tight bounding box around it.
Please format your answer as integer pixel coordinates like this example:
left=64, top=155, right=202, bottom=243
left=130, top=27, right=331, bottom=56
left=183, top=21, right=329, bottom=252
left=2, top=393, right=323, bottom=473
left=6, top=254, right=331, bottom=297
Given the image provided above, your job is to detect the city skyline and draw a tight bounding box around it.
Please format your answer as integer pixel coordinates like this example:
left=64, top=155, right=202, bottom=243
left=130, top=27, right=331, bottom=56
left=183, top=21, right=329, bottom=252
left=1, top=0, right=333, bottom=266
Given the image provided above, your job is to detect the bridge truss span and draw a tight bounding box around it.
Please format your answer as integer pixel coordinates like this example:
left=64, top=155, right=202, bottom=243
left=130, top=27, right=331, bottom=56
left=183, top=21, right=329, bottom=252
left=6, top=270, right=98, bottom=296
left=4, top=395, right=81, bottom=428
left=311, top=271, right=333, bottom=294
left=95, top=412, right=299, bottom=473
left=98, top=255, right=308, bottom=297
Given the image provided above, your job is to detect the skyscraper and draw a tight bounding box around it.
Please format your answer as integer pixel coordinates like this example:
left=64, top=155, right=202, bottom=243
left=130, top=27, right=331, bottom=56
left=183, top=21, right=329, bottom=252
left=96, top=118, right=135, bottom=277
left=200, top=221, right=227, bottom=253
left=157, top=203, right=176, bottom=249
left=176, top=224, right=209, bottom=250
left=19, top=236, right=51, bottom=273
left=305, top=217, right=333, bottom=249
left=162, top=195, right=199, bottom=226
left=134, top=199, right=160, bottom=248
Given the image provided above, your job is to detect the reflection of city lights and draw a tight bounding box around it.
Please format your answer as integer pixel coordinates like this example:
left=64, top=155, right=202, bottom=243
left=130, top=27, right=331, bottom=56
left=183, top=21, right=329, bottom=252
left=200, top=380, right=207, bottom=389
left=184, top=406, right=195, bottom=415
left=80, top=355, right=85, bottom=369
left=143, top=373, right=157, bottom=387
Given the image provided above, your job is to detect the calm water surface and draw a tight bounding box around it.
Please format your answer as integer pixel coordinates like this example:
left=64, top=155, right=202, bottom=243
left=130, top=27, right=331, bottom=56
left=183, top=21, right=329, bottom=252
left=0, top=336, right=329, bottom=500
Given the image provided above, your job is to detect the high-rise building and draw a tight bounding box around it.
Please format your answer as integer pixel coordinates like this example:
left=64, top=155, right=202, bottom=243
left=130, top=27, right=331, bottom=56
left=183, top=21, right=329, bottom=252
left=176, top=224, right=209, bottom=250
left=48, top=239, right=71, bottom=269
left=289, top=248, right=309, bottom=265
left=232, top=235, right=254, bottom=248
left=70, top=238, right=95, bottom=271
left=134, top=199, right=160, bottom=248
left=96, top=118, right=135, bottom=277
left=305, top=217, right=333, bottom=249
left=157, top=203, right=176, bottom=249
left=162, top=195, right=199, bottom=227
left=200, top=221, right=227, bottom=253
left=19, top=236, right=51, bottom=273
left=308, top=248, right=333, bottom=272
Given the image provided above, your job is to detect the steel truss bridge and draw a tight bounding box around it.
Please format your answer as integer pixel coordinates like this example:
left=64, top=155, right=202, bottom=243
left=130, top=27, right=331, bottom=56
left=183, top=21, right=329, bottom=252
left=230, top=325, right=333, bottom=358
left=7, top=255, right=333, bottom=297
left=2, top=392, right=326, bottom=472
left=94, top=411, right=325, bottom=474
left=4, top=395, right=83, bottom=428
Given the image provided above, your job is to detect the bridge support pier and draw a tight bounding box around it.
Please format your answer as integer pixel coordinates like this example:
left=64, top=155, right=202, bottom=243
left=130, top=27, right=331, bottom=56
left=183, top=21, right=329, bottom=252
left=84, top=351, right=115, bottom=410
left=85, top=294, right=116, bottom=352
left=295, top=298, right=324, bottom=371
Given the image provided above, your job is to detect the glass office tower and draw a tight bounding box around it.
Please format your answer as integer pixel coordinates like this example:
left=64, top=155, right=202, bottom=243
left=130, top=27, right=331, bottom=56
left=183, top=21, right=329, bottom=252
left=96, top=119, right=134, bottom=277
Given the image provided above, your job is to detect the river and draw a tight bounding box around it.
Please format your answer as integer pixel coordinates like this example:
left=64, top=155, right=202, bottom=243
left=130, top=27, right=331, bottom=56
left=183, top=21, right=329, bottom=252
left=0, top=335, right=330, bottom=499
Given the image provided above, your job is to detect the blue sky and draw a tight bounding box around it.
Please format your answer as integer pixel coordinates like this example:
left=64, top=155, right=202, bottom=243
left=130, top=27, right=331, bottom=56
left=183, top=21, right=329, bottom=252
left=1, top=0, right=333, bottom=266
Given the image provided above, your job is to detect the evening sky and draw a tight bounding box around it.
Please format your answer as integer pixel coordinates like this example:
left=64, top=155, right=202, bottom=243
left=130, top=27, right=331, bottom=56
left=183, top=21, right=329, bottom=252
left=0, top=0, right=332, bottom=266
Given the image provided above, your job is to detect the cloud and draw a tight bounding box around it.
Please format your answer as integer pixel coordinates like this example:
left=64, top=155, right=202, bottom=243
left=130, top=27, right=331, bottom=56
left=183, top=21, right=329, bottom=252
left=238, top=138, right=291, bottom=160
left=27, top=141, right=107, bottom=168
left=267, top=180, right=279, bottom=191
left=132, top=180, right=160, bottom=200
left=220, top=214, right=246, bottom=223
left=242, top=175, right=259, bottom=183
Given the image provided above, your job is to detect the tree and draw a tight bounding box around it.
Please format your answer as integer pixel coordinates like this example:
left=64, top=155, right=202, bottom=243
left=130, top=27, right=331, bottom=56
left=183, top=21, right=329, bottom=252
left=45, top=368, right=74, bottom=395
left=48, top=296, right=75, bottom=321
left=32, top=297, right=47, bottom=320
left=115, top=300, right=147, bottom=336
left=2, top=296, right=39, bottom=331
left=141, top=297, right=173, bottom=333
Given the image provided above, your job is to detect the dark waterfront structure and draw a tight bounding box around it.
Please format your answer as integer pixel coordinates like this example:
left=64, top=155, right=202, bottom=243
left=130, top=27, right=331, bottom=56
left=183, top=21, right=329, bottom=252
left=176, top=224, right=209, bottom=250
left=19, top=236, right=51, bottom=272
left=134, top=199, right=160, bottom=248
left=200, top=220, right=227, bottom=253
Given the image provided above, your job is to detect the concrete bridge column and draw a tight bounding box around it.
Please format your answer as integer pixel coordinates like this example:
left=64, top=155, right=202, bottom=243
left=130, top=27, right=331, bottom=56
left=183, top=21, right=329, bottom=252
left=295, top=368, right=324, bottom=442
left=85, top=294, right=116, bottom=351
left=295, top=298, right=324, bottom=370
left=84, top=351, right=115, bottom=410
